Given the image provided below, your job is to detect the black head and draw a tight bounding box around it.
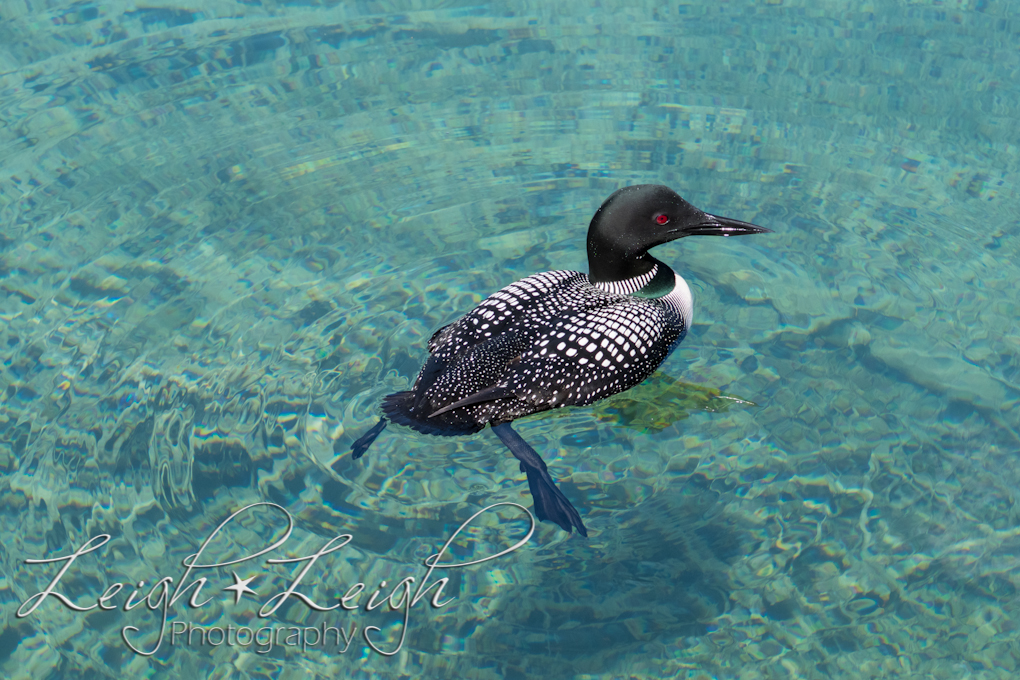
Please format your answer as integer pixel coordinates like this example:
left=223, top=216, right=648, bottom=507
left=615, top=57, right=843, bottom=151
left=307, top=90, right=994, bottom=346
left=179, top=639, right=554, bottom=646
left=586, top=184, right=771, bottom=283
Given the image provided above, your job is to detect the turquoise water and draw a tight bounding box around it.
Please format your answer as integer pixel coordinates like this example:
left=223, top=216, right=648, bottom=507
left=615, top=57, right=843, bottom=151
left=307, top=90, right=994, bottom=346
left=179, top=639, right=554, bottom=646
left=2, top=0, right=1019, bottom=677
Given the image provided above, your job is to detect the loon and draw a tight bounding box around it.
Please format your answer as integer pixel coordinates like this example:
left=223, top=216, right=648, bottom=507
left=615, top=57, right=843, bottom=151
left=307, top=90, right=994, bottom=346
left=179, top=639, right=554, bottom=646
left=349, top=184, right=770, bottom=536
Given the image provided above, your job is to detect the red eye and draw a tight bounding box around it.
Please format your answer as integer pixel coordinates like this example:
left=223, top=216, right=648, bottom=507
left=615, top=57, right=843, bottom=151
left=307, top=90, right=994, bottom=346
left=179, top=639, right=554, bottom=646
left=655, top=214, right=669, bottom=225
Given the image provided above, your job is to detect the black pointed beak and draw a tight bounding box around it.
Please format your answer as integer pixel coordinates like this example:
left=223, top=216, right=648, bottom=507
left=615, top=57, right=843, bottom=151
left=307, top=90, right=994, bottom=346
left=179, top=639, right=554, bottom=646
left=680, top=213, right=772, bottom=237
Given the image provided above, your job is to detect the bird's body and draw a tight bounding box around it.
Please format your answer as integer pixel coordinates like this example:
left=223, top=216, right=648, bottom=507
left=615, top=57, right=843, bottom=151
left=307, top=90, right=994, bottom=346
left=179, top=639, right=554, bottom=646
left=382, top=263, right=691, bottom=436
left=350, top=185, right=770, bottom=536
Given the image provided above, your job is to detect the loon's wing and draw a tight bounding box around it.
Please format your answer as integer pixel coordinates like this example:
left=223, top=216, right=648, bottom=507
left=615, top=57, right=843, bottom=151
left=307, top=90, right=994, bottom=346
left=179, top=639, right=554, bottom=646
left=406, top=270, right=583, bottom=411
left=506, top=299, right=686, bottom=410
left=424, top=270, right=584, bottom=361
left=428, top=384, right=514, bottom=417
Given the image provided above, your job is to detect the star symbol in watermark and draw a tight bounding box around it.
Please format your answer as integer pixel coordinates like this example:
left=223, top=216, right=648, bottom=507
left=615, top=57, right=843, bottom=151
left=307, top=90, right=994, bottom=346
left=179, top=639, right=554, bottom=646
left=223, top=572, right=258, bottom=605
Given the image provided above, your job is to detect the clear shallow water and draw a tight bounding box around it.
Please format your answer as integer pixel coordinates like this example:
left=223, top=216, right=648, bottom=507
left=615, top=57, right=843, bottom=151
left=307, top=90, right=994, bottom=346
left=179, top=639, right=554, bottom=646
left=2, top=0, right=1019, bottom=677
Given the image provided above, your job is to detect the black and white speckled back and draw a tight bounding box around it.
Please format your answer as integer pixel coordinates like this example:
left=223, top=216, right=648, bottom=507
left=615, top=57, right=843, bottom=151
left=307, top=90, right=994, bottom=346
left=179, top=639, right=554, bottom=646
left=382, top=263, right=692, bottom=436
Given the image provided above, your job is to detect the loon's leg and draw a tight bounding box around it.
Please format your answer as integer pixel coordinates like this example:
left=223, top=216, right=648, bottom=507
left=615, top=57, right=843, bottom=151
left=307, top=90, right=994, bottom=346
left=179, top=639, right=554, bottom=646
left=491, top=422, right=588, bottom=537
left=351, top=418, right=388, bottom=460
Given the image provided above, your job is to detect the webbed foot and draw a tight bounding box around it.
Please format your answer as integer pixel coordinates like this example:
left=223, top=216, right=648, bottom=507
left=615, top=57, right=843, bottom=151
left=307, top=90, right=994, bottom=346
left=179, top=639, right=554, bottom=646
left=491, top=422, right=588, bottom=537
left=351, top=418, right=388, bottom=460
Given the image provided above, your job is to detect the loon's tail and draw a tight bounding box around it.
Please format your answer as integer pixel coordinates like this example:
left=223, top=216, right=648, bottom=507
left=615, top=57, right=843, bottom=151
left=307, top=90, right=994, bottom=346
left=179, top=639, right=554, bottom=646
left=381, top=391, right=483, bottom=437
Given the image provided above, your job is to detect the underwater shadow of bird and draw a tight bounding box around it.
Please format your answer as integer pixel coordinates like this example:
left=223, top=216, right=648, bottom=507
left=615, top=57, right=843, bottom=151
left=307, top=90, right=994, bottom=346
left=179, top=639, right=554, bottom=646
left=580, top=371, right=755, bottom=434
left=349, top=184, right=770, bottom=537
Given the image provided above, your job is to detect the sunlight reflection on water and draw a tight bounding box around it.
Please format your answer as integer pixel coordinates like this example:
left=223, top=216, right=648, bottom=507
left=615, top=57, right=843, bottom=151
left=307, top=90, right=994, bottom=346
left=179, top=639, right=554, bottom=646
left=2, top=1, right=1020, bottom=678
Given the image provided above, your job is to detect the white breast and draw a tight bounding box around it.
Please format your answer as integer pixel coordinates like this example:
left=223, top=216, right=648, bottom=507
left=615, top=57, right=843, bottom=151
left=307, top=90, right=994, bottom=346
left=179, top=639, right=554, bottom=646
left=663, top=273, right=694, bottom=327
